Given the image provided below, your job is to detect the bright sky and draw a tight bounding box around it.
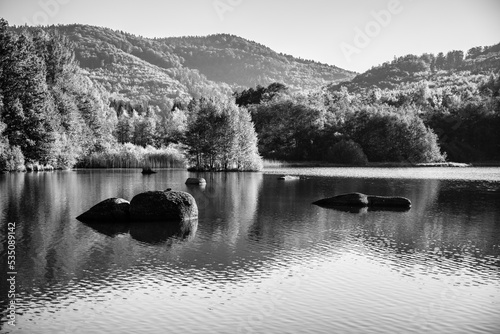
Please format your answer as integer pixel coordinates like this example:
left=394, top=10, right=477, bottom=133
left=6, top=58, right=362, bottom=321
left=1, top=0, right=499, bottom=73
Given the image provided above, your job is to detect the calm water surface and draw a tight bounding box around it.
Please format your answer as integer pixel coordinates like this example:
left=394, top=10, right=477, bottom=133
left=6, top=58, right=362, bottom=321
left=0, top=167, right=499, bottom=334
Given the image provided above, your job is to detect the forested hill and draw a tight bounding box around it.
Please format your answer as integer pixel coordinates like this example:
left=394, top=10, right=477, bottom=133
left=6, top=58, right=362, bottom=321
left=328, top=42, right=500, bottom=92
left=159, top=34, right=355, bottom=88
left=30, top=24, right=232, bottom=111
left=17, top=24, right=354, bottom=110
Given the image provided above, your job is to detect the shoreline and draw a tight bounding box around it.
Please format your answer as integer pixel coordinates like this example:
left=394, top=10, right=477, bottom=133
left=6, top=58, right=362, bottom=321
left=261, top=165, right=500, bottom=182
left=2, top=162, right=500, bottom=174
left=262, top=161, right=500, bottom=168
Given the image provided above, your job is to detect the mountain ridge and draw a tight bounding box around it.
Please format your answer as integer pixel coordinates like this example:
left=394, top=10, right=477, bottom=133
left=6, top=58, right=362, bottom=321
left=159, top=33, right=355, bottom=87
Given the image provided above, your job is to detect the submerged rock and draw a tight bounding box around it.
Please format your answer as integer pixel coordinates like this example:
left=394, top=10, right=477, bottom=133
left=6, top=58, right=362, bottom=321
left=313, top=192, right=411, bottom=209
left=185, top=177, right=206, bottom=185
left=130, top=190, right=198, bottom=223
left=76, top=198, right=130, bottom=223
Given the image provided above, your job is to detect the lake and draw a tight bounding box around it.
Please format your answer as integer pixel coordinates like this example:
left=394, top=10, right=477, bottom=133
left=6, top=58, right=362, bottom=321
left=1, top=168, right=499, bottom=334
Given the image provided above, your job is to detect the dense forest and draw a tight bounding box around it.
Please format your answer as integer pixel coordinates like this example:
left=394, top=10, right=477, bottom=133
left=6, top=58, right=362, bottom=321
left=0, top=20, right=115, bottom=171
left=237, top=72, right=500, bottom=163
left=325, top=45, right=500, bottom=162
left=237, top=84, right=444, bottom=164
left=233, top=43, right=500, bottom=163
left=1, top=19, right=499, bottom=172
left=0, top=20, right=263, bottom=172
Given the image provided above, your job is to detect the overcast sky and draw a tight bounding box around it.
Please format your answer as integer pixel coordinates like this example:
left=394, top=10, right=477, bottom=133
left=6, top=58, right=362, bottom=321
left=1, top=0, right=499, bottom=73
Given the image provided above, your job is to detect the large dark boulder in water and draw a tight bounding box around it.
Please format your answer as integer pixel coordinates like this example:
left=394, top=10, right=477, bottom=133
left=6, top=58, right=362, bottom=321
left=76, top=198, right=130, bottom=223
left=130, top=190, right=198, bottom=223
left=313, top=192, right=411, bottom=209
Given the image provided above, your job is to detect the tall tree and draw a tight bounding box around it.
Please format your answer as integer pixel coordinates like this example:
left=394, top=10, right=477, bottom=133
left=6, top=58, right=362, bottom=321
left=435, top=52, right=446, bottom=70
left=116, top=110, right=133, bottom=143
left=1, top=19, right=116, bottom=167
left=0, top=22, right=55, bottom=162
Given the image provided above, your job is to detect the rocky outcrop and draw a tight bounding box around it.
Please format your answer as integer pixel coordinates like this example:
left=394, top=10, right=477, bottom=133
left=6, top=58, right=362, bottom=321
left=76, top=198, right=130, bottom=223
left=185, top=177, right=206, bottom=185
left=130, top=190, right=198, bottom=222
left=313, top=192, right=411, bottom=209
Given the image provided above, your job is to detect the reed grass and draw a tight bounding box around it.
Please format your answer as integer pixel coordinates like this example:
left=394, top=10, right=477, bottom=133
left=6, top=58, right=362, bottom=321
left=77, top=143, right=187, bottom=169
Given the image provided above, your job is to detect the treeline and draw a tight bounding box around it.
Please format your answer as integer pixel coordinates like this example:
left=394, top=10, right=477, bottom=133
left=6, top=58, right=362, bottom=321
left=237, top=76, right=500, bottom=163
left=240, top=85, right=443, bottom=163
